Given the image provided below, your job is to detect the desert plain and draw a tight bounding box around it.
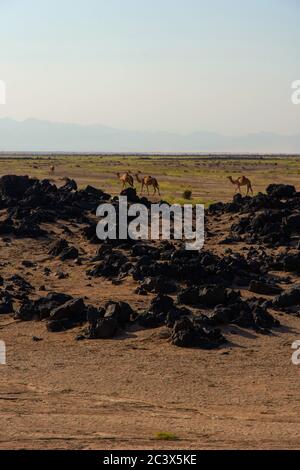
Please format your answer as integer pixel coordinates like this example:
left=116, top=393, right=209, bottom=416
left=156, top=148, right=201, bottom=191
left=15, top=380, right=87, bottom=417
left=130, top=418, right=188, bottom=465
left=0, top=154, right=300, bottom=450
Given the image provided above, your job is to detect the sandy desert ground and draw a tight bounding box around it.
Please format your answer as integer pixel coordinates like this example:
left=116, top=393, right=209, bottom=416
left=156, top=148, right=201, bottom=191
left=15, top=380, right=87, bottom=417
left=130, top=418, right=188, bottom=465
left=1, top=155, right=300, bottom=450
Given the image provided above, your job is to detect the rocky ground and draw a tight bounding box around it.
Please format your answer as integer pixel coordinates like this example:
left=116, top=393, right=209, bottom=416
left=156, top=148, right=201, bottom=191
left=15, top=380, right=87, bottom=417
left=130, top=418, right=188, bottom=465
left=1, top=174, right=300, bottom=449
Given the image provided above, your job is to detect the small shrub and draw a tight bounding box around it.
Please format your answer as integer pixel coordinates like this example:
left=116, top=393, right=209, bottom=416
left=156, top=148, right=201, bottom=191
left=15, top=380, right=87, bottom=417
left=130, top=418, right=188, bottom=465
left=182, top=189, right=192, bottom=200
left=154, top=432, right=178, bottom=441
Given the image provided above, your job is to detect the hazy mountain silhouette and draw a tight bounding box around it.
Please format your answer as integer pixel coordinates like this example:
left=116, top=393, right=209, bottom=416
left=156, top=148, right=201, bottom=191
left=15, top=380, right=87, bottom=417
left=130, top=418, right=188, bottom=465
left=0, top=118, right=299, bottom=153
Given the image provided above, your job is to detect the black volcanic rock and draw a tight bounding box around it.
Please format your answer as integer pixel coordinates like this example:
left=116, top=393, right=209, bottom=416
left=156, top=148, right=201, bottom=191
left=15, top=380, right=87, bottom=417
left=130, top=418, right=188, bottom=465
left=266, top=184, right=296, bottom=199
left=171, top=317, right=226, bottom=349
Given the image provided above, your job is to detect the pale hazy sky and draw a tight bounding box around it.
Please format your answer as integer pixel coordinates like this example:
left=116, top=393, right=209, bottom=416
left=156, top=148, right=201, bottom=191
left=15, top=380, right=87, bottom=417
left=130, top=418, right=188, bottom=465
left=0, top=0, right=299, bottom=134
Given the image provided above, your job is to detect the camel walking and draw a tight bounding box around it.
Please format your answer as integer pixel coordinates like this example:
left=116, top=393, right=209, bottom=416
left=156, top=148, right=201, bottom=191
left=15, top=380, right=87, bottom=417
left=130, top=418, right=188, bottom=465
left=227, top=175, right=253, bottom=196
left=135, top=172, right=161, bottom=196
left=117, top=172, right=134, bottom=190
left=50, top=165, right=55, bottom=175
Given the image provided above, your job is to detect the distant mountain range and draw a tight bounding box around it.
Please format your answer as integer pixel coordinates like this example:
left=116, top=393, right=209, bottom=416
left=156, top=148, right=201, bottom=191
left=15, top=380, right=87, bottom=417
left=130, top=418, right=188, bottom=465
left=0, top=118, right=300, bottom=153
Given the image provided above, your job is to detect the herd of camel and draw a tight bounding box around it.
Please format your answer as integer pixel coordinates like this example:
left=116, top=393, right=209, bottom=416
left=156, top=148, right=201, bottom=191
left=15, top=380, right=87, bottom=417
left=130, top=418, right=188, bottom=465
left=49, top=165, right=254, bottom=197
left=116, top=173, right=253, bottom=197
left=116, top=171, right=161, bottom=196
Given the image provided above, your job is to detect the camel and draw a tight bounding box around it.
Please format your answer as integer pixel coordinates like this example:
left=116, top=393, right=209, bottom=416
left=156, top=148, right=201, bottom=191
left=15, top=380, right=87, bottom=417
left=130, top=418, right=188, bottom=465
left=135, top=172, right=161, bottom=196
left=117, top=172, right=134, bottom=190
left=227, top=175, right=253, bottom=196
left=50, top=165, right=55, bottom=175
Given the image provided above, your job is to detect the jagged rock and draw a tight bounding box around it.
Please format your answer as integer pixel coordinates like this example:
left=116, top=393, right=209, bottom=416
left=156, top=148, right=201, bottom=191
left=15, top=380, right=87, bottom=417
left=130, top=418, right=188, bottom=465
left=266, top=184, right=296, bottom=199
left=165, top=306, right=192, bottom=327
left=249, top=280, right=282, bottom=296
left=137, top=294, right=174, bottom=328
left=60, top=246, right=79, bottom=261
left=49, top=297, right=86, bottom=321
left=14, top=221, right=47, bottom=238
left=286, top=213, right=300, bottom=231
left=55, top=271, right=69, bottom=279
left=21, top=260, right=35, bottom=268
left=15, top=292, right=73, bottom=321
left=0, top=296, right=13, bottom=314
left=198, top=286, right=240, bottom=308
left=119, top=187, right=140, bottom=202
left=203, top=298, right=280, bottom=333
left=177, top=287, right=199, bottom=305
left=87, top=316, right=118, bottom=339
left=48, top=238, right=69, bottom=257
left=252, top=305, right=280, bottom=331
left=139, top=276, right=177, bottom=294
left=273, top=287, right=300, bottom=309
left=104, top=300, right=133, bottom=326
left=0, top=175, right=34, bottom=198
left=150, top=294, right=174, bottom=314
left=171, top=317, right=226, bottom=349
left=87, top=252, right=131, bottom=278
left=276, top=252, right=300, bottom=272
left=60, top=178, right=77, bottom=192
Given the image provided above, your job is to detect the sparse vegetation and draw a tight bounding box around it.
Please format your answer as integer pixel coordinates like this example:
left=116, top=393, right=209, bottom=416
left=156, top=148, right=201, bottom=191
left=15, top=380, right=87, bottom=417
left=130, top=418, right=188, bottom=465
left=154, top=432, right=179, bottom=441
left=182, top=189, right=192, bottom=200
left=0, top=154, right=300, bottom=205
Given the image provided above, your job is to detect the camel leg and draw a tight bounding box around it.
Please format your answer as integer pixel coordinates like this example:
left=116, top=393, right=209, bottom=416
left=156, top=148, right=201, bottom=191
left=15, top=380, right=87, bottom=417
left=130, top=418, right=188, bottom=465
left=147, top=185, right=149, bottom=196
left=140, top=182, right=144, bottom=194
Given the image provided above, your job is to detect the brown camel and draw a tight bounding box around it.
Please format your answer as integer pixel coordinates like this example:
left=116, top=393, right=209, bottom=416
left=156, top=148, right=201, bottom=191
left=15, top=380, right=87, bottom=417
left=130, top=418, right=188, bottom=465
left=227, top=175, right=253, bottom=196
left=135, top=172, right=161, bottom=196
left=50, top=165, right=55, bottom=175
left=117, top=172, right=134, bottom=190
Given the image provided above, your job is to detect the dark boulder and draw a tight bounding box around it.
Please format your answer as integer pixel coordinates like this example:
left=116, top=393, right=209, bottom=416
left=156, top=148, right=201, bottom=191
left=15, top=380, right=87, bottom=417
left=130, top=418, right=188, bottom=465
left=165, top=306, right=192, bottom=327
left=119, top=187, right=140, bottom=202
left=0, top=218, right=14, bottom=235
left=86, top=316, right=118, bottom=339
left=0, top=296, right=13, bottom=314
left=249, top=280, right=282, bottom=296
left=171, top=317, right=226, bottom=349
left=150, top=294, right=174, bottom=314
left=104, top=300, right=134, bottom=326
left=48, top=238, right=69, bottom=257
left=15, top=292, right=74, bottom=321
left=60, top=178, right=77, bottom=192
left=0, top=175, right=34, bottom=198
left=205, top=305, right=234, bottom=325
left=266, top=184, right=296, bottom=199
left=60, top=246, right=79, bottom=261
left=14, top=219, right=47, bottom=238
left=87, top=252, right=131, bottom=278
left=35, top=292, right=73, bottom=319
left=137, top=311, right=166, bottom=328
left=198, top=286, right=240, bottom=308
left=137, top=294, right=174, bottom=328
left=286, top=213, right=300, bottom=231
left=252, top=305, right=280, bottom=331
left=49, top=297, right=86, bottom=322
left=275, top=252, right=300, bottom=272
left=139, top=276, right=177, bottom=294
left=177, top=287, right=199, bottom=305
left=15, top=300, right=36, bottom=321
left=273, top=287, right=300, bottom=309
